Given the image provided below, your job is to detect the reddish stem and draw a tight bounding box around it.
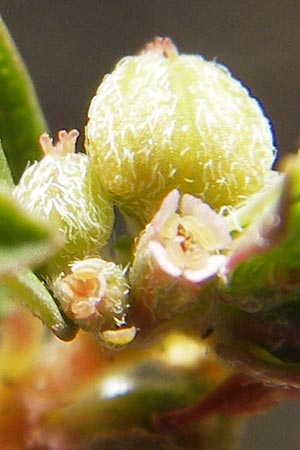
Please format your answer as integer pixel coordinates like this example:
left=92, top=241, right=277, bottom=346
left=155, top=373, right=282, bottom=432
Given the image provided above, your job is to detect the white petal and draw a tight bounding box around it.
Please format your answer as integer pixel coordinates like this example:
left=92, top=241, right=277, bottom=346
left=181, top=194, right=232, bottom=249
left=71, top=257, right=103, bottom=278
left=184, top=254, right=228, bottom=283
left=149, top=240, right=182, bottom=278
left=151, top=190, right=180, bottom=231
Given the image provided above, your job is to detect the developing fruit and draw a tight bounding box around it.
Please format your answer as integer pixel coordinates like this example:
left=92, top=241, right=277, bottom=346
left=85, top=37, right=276, bottom=225
left=13, top=130, right=114, bottom=275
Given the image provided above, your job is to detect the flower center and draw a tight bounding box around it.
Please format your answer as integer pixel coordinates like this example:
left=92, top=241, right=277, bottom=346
left=160, top=213, right=215, bottom=271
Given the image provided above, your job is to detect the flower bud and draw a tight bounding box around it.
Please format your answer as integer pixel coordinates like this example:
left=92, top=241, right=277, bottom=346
left=13, top=130, right=114, bottom=274
left=86, top=37, right=276, bottom=225
left=53, top=257, right=136, bottom=347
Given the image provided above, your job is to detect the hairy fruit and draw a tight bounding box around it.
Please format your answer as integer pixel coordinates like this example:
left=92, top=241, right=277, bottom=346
left=86, top=37, right=276, bottom=225
left=13, top=130, right=114, bottom=274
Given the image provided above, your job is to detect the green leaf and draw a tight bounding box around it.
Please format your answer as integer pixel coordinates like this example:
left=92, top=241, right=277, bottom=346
left=45, top=353, right=209, bottom=433
left=222, top=154, right=300, bottom=312
left=0, top=139, right=14, bottom=188
left=0, top=16, right=48, bottom=182
left=0, top=284, right=11, bottom=319
left=0, top=187, right=61, bottom=274
left=2, top=269, right=77, bottom=341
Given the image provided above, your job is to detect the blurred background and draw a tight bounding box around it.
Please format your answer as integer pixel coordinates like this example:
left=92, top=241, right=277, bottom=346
left=1, top=1, right=300, bottom=449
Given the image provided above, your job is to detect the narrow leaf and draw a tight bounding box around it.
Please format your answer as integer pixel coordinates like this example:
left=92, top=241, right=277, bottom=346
left=0, top=139, right=14, bottom=188
left=0, top=16, right=48, bottom=182
left=2, top=269, right=77, bottom=341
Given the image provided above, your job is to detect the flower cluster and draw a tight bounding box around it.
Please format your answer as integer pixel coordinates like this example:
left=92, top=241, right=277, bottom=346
left=10, top=37, right=280, bottom=347
left=3, top=33, right=300, bottom=450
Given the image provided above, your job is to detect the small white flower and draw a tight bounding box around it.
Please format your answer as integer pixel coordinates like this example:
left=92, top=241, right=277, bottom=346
left=53, top=257, right=136, bottom=347
left=56, top=258, right=109, bottom=321
left=145, top=190, right=232, bottom=283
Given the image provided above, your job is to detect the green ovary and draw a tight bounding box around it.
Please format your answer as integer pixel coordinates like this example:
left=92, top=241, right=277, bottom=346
left=13, top=153, right=114, bottom=275
left=86, top=49, right=276, bottom=224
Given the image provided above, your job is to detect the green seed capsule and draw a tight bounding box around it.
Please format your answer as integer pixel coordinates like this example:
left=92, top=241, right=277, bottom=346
left=13, top=130, right=114, bottom=275
left=85, top=37, right=276, bottom=225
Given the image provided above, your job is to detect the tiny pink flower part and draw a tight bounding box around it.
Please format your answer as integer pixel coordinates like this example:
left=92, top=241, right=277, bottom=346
left=39, top=129, right=80, bottom=156
left=140, top=36, right=179, bottom=59
left=58, top=259, right=108, bottom=321
left=145, top=190, right=232, bottom=283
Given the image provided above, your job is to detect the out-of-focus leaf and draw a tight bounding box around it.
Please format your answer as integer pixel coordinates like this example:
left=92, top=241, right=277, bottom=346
left=44, top=353, right=211, bottom=433
left=221, top=155, right=300, bottom=312
left=0, top=284, right=11, bottom=319
left=36, top=335, right=237, bottom=450
left=80, top=430, right=184, bottom=450
left=0, top=187, right=60, bottom=274
left=210, top=154, right=300, bottom=369
left=215, top=300, right=300, bottom=367
left=2, top=269, right=77, bottom=341
left=0, top=302, right=44, bottom=382
left=0, top=139, right=14, bottom=188
left=0, top=16, right=47, bottom=182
